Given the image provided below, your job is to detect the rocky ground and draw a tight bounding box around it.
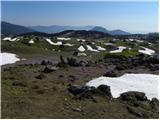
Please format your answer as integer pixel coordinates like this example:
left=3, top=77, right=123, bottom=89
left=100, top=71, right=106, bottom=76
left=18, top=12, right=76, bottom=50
left=1, top=54, right=159, bottom=118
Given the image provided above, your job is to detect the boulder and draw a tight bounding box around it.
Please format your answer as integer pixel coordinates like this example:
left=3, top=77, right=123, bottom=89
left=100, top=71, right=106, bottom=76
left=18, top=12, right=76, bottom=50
left=67, top=85, right=89, bottom=95
left=67, top=84, right=113, bottom=100
left=97, top=85, right=113, bottom=98
left=119, top=91, right=147, bottom=101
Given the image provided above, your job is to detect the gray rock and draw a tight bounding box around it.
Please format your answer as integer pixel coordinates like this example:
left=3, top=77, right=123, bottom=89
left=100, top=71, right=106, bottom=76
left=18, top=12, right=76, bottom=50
left=120, top=91, right=147, bottom=101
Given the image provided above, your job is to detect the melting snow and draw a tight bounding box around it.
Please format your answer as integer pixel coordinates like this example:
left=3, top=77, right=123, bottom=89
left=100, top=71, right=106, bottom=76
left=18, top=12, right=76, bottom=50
left=104, top=43, right=114, bottom=46
left=57, top=37, right=71, bottom=41
left=78, top=45, right=86, bottom=52
left=109, top=46, right=126, bottom=53
left=2, top=37, right=18, bottom=42
left=46, top=39, right=62, bottom=45
left=77, top=39, right=86, bottom=42
left=86, top=73, right=158, bottom=99
left=97, top=46, right=106, bottom=51
left=29, top=40, right=34, bottom=44
left=3, top=37, right=12, bottom=41
left=136, top=39, right=143, bottom=43
left=87, top=45, right=99, bottom=52
left=138, top=46, right=155, bottom=55
left=64, top=43, right=74, bottom=46
left=0, top=52, right=20, bottom=65
left=77, top=53, right=87, bottom=56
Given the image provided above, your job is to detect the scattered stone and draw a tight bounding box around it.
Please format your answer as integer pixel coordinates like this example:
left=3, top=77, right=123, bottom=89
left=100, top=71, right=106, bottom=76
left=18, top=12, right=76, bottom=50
left=59, top=75, right=64, bottom=78
left=41, top=60, right=48, bottom=65
left=72, top=107, right=82, bottom=112
left=57, top=55, right=67, bottom=67
left=36, top=89, right=45, bottom=94
left=35, top=73, right=45, bottom=80
left=127, top=106, right=144, bottom=117
left=68, top=75, right=76, bottom=82
left=79, top=60, right=88, bottom=67
left=43, top=65, right=59, bottom=73
left=67, top=57, right=79, bottom=66
left=31, top=85, right=39, bottom=89
left=103, top=70, right=117, bottom=77
left=12, top=80, right=27, bottom=87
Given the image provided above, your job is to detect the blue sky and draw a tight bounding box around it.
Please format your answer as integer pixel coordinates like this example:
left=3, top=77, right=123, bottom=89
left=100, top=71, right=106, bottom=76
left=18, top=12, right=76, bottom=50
left=1, top=1, right=158, bottom=33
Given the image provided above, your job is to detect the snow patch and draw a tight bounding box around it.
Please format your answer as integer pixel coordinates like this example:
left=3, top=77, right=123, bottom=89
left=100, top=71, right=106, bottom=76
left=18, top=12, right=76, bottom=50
left=2, top=37, right=19, bottom=42
left=64, top=43, right=74, bottom=46
left=86, top=73, right=158, bottom=99
left=77, top=53, right=87, bottom=56
left=96, top=46, right=106, bottom=51
left=3, top=37, right=12, bottom=41
left=46, top=39, right=62, bottom=45
left=78, top=45, right=86, bottom=52
left=0, top=52, right=20, bottom=65
left=29, top=40, right=34, bottom=44
left=109, top=46, right=126, bottom=53
left=139, top=46, right=155, bottom=55
left=87, top=45, right=99, bottom=52
left=104, top=43, right=114, bottom=46
left=77, top=39, right=86, bottom=42
left=57, top=37, right=71, bottom=41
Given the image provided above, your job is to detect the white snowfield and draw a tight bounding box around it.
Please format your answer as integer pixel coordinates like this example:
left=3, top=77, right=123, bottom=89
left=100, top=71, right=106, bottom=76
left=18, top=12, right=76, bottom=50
left=138, top=46, right=155, bottom=55
left=86, top=73, right=158, bottom=100
left=64, top=43, right=74, bottom=46
left=109, top=46, right=126, bottom=53
left=45, top=38, right=62, bottom=45
left=57, top=37, right=71, bottom=41
left=78, top=45, right=86, bottom=52
left=87, top=45, right=99, bottom=52
left=29, top=40, right=34, bottom=44
left=96, top=46, right=106, bottom=51
left=0, top=52, right=20, bottom=65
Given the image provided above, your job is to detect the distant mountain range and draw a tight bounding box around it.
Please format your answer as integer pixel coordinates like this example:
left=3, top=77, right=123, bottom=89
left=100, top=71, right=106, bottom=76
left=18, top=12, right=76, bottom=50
left=30, top=25, right=94, bottom=34
left=1, top=21, right=35, bottom=35
left=21, top=30, right=110, bottom=39
left=90, top=26, right=131, bottom=35
left=1, top=21, right=131, bottom=36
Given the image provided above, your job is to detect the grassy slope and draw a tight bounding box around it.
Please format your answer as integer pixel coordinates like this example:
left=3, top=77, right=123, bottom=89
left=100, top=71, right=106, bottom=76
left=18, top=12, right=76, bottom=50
left=2, top=65, right=158, bottom=119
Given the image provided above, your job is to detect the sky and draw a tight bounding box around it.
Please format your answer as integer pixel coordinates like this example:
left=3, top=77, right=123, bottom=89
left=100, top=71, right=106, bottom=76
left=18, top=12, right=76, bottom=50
left=1, top=1, right=158, bottom=33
